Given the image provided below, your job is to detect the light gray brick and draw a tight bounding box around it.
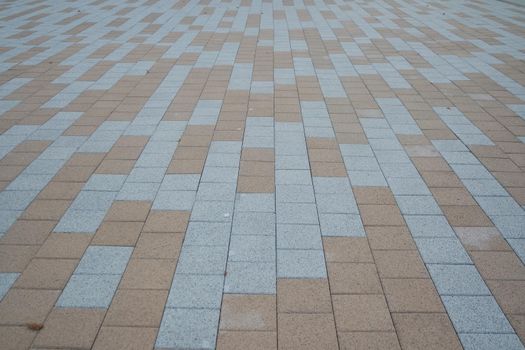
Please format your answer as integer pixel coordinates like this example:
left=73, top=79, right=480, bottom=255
left=117, top=182, right=159, bottom=201
left=319, top=213, right=365, bottom=237
left=228, top=235, right=275, bottom=262
left=442, top=295, right=514, bottom=333
left=196, top=182, right=236, bottom=201
left=0, top=273, right=19, bottom=300
left=176, top=245, right=228, bottom=274
left=396, top=196, right=442, bottom=215
left=184, top=221, right=231, bottom=246
left=190, top=201, right=234, bottom=222
left=153, top=190, right=196, bottom=210
left=404, top=215, right=455, bottom=237
left=427, top=264, right=490, bottom=296
left=84, top=174, right=127, bottom=191
left=235, top=193, right=275, bottom=212
left=415, top=238, right=472, bottom=264
left=277, top=249, right=326, bottom=278
left=201, top=167, right=238, bottom=183
left=54, top=209, right=106, bottom=233
left=277, top=224, right=323, bottom=250
left=167, top=274, right=224, bottom=309
left=459, top=334, right=524, bottom=350
left=156, top=308, right=219, bottom=350
left=232, top=212, right=276, bottom=235
left=57, top=274, right=121, bottom=308
left=224, top=261, right=276, bottom=294
left=276, top=185, right=315, bottom=203
left=75, top=246, right=133, bottom=275
left=316, top=193, right=358, bottom=214
left=277, top=202, right=319, bottom=225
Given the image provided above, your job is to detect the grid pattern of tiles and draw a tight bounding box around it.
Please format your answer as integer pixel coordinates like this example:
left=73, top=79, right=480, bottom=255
left=0, top=0, right=525, bottom=349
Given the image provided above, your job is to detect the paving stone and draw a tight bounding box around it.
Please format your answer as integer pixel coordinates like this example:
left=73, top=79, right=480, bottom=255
left=152, top=190, right=196, bottom=210
left=54, top=209, right=106, bottom=233
left=167, top=274, right=224, bottom=309
left=75, top=246, right=133, bottom=274
left=156, top=308, right=220, bottom=349
left=184, top=221, right=231, bottom=246
left=459, top=334, right=524, bottom=350
left=427, top=264, right=490, bottom=296
left=396, top=195, right=442, bottom=215
left=224, top=261, right=276, bottom=294
left=404, top=215, right=455, bottom=237
left=229, top=235, right=275, bottom=262
left=232, top=212, right=276, bottom=235
left=161, top=174, right=201, bottom=191
left=277, top=202, right=319, bottom=225
left=191, top=200, right=234, bottom=222
left=319, top=213, right=365, bottom=237
left=277, top=249, right=326, bottom=278
left=117, top=182, right=159, bottom=201
left=316, top=193, right=358, bottom=214
left=235, top=193, right=275, bottom=212
left=415, top=238, right=472, bottom=264
left=196, top=182, right=237, bottom=201
left=57, top=274, right=121, bottom=308
left=177, top=245, right=228, bottom=275
left=276, top=184, right=315, bottom=203
left=0, top=273, right=19, bottom=300
left=84, top=174, right=127, bottom=191
left=277, top=224, right=323, bottom=250
left=442, top=295, right=514, bottom=333
left=201, top=167, right=238, bottom=183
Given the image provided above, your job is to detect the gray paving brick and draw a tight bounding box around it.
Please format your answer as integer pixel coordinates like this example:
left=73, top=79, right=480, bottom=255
left=405, top=215, right=455, bottom=237
left=84, top=174, right=127, bottom=191
left=475, top=196, right=524, bottom=216
left=277, top=202, right=319, bottom=225
left=442, top=295, right=514, bottom=333
left=275, top=169, right=312, bottom=185
left=153, top=190, right=196, bottom=210
left=201, top=166, right=238, bottom=183
left=127, top=168, right=165, bottom=183
left=196, top=182, right=236, bottom=202
left=427, top=264, right=490, bottom=296
left=167, top=274, right=224, bottom=309
left=507, top=239, right=525, bottom=264
left=459, top=334, right=524, bottom=350
left=387, top=177, right=431, bottom=196
left=319, top=213, right=365, bottom=237
left=316, top=193, right=358, bottom=214
left=0, top=190, right=38, bottom=210
left=117, top=182, right=159, bottom=201
left=70, top=191, right=116, bottom=211
left=396, top=195, right=442, bottom=215
left=275, top=155, right=310, bottom=170
left=380, top=163, right=420, bottom=178
left=57, top=274, right=121, bottom=308
left=0, top=273, right=19, bottom=300
left=348, top=171, right=388, bottom=187
left=224, top=261, right=276, bottom=294
left=54, top=209, right=106, bottom=233
left=231, top=212, right=276, bottom=235
left=276, top=184, right=315, bottom=203
left=441, top=151, right=479, bottom=165
left=277, top=249, right=326, bottom=278
left=313, top=177, right=351, bottom=194
left=156, top=308, right=219, bottom=349
left=190, top=201, right=234, bottom=222
left=75, top=246, right=133, bottom=275
left=276, top=224, right=323, bottom=250
left=160, top=174, right=201, bottom=191
left=415, top=238, right=472, bottom=264
left=235, top=193, right=275, bottom=212
left=463, top=179, right=507, bottom=196
left=228, top=235, right=275, bottom=262
left=205, top=153, right=240, bottom=167
left=7, top=174, right=53, bottom=191
left=185, top=221, right=231, bottom=246
left=343, top=156, right=381, bottom=171
left=209, top=141, right=242, bottom=154
left=492, top=216, right=525, bottom=239
left=176, top=245, right=227, bottom=275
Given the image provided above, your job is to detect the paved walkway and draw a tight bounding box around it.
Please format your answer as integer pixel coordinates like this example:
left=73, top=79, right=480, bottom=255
left=0, top=0, right=525, bottom=349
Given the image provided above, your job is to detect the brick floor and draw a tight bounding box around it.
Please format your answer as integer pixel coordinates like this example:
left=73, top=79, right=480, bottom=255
left=0, top=0, right=525, bottom=349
